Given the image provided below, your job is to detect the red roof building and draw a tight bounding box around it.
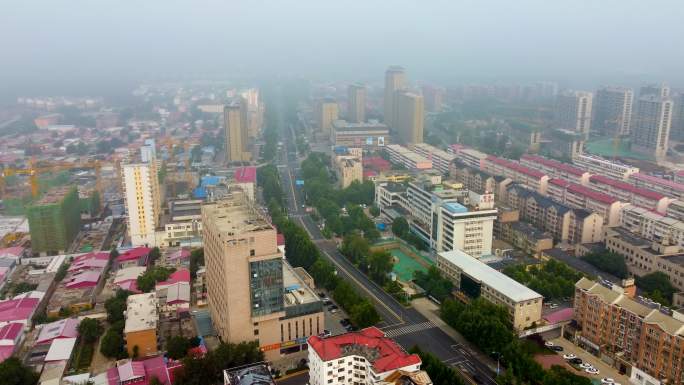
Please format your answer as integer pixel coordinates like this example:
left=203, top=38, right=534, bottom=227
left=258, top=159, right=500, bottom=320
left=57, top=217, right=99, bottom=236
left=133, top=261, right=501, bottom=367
left=482, top=156, right=549, bottom=194
left=116, top=247, right=152, bottom=268
left=307, top=327, right=422, bottom=385
left=235, top=166, right=257, bottom=183
left=520, top=154, right=590, bottom=185
left=589, top=174, right=671, bottom=213
left=363, top=157, right=391, bottom=172
left=105, top=356, right=179, bottom=385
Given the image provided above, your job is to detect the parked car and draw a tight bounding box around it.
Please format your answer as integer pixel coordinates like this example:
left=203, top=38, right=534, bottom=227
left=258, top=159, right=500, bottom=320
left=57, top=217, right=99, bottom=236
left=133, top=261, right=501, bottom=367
left=585, top=368, right=600, bottom=375
left=579, top=363, right=594, bottom=369
left=601, top=378, right=615, bottom=384
left=550, top=346, right=564, bottom=352
left=569, top=358, right=583, bottom=365
left=544, top=341, right=555, bottom=347
left=340, top=318, right=351, bottom=326
left=563, top=354, right=577, bottom=360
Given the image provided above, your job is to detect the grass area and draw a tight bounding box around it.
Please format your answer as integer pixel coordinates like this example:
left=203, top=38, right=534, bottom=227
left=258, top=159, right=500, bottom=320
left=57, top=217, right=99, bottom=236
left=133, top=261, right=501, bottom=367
left=389, top=248, right=428, bottom=282
left=585, top=138, right=653, bottom=161
left=69, top=340, right=95, bottom=374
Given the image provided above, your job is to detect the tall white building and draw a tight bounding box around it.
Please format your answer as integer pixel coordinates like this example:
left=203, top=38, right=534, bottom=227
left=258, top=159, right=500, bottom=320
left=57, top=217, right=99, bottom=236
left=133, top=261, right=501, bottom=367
left=554, top=91, right=593, bottom=136
left=122, top=145, right=162, bottom=247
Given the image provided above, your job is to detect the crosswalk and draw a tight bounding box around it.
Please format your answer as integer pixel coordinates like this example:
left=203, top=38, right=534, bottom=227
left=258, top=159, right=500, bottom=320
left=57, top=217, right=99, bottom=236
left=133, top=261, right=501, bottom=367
left=382, top=321, right=437, bottom=338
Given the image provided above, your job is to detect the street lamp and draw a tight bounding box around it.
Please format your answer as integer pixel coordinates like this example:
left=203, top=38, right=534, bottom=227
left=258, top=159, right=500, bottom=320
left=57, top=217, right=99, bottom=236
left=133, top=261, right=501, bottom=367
left=492, top=351, right=500, bottom=375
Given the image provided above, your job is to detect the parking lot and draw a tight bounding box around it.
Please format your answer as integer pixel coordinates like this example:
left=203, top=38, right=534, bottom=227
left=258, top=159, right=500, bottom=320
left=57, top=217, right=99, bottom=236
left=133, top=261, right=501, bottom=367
left=318, top=291, right=354, bottom=336
left=549, top=337, right=629, bottom=384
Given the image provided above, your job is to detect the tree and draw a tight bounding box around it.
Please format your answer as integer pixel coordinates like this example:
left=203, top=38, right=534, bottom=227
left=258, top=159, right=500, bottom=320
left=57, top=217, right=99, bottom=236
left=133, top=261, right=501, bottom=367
left=166, top=336, right=191, bottom=360
left=105, top=290, right=130, bottom=323
left=149, top=247, right=161, bottom=263
left=55, top=262, right=70, bottom=282
left=77, top=318, right=103, bottom=344
left=137, top=266, right=175, bottom=293
left=190, top=248, right=204, bottom=279
left=409, top=347, right=466, bottom=385
left=0, top=357, right=40, bottom=385
left=339, top=232, right=370, bottom=265
left=173, top=341, right=263, bottom=385
left=581, top=251, right=628, bottom=279
left=100, top=329, right=126, bottom=359
left=367, top=251, right=393, bottom=284
left=391, top=217, right=410, bottom=238
left=369, top=205, right=380, bottom=217
left=636, top=272, right=676, bottom=306
left=350, top=301, right=380, bottom=327
left=413, top=266, right=453, bottom=301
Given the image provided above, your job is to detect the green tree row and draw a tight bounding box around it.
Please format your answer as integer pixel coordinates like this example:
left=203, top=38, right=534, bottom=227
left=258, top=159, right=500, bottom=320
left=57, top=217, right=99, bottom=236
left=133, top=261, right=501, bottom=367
left=503, top=259, right=583, bottom=301
left=581, top=251, right=628, bottom=279
left=441, top=298, right=590, bottom=385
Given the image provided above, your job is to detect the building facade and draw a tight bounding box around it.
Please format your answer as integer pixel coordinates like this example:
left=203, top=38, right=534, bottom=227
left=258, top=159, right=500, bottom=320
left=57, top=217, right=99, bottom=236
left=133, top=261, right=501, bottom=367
left=27, top=186, right=81, bottom=255
left=593, top=86, right=634, bottom=136
left=394, top=92, right=424, bottom=145
left=122, top=152, right=162, bottom=247
left=347, top=84, right=366, bottom=123
left=202, top=190, right=324, bottom=360
left=384, top=66, right=406, bottom=128
left=224, top=103, right=251, bottom=163
left=572, top=154, right=639, bottom=180
left=631, top=95, right=674, bottom=160
left=554, top=91, right=593, bottom=136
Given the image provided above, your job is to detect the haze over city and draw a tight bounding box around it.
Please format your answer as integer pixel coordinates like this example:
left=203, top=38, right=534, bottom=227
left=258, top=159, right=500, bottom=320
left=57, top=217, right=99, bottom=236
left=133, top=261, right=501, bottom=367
left=2, top=2, right=684, bottom=385
left=2, top=0, right=684, bottom=101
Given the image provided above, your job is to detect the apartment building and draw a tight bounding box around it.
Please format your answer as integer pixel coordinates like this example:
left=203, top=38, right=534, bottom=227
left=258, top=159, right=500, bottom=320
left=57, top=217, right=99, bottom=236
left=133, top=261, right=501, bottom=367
left=520, top=154, right=591, bottom=185
left=564, top=183, right=624, bottom=226
left=573, top=154, right=639, bottom=180
left=631, top=95, right=674, bottom=160
left=630, top=173, right=684, bottom=200
left=667, top=200, right=684, bottom=221
left=593, top=86, right=634, bottom=136
left=124, top=292, right=159, bottom=358
left=482, top=156, right=549, bottom=194
left=554, top=91, right=593, bottom=136
left=574, top=277, right=684, bottom=384
left=201, top=190, right=324, bottom=360
left=588, top=175, right=671, bottom=214
left=450, top=160, right=502, bottom=195
left=412, top=143, right=455, bottom=174
left=347, top=83, right=366, bottom=123
left=620, top=205, right=684, bottom=246
left=334, top=153, right=363, bottom=189
left=503, top=184, right=603, bottom=244
left=316, top=98, right=339, bottom=138
left=437, top=249, right=543, bottom=330
left=122, top=145, right=162, bottom=247
left=394, top=92, right=424, bottom=145
left=307, top=327, right=423, bottom=385
left=447, top=146, right=489, bottom=169
left=500, top=221, right=554, bottom=257
left=605, top=227, right=684, bottom=289
left=224, top=103, right=251, bottom=163
left=547, top=178, right=569, bottom=202
left=385, top=144, right=432, bottom=171
left=384, top=66, right=406, bottom=128
left=331, top=120, right=389, bottom=149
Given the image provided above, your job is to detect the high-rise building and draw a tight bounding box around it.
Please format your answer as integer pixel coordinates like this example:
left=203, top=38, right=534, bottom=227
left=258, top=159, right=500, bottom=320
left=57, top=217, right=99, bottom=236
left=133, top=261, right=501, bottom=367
left=672, top=93, right=684, bottom=140
left=239, top=88, right=264, bottom=139
left=553, top=91, right=593, bottom=136
left=640, top=83, right=670, bottom=98
left=383, top=66, right=406, bottom=127
left=202, top=190, right=324, bottom=360
left=394, top=91, right=424, bottom=144
left=347, top=83, right=366, bottom=123
left=631, top=95, right=674, bottom=160
left=421, top=85, right=444, bottom=112
left=315, top=98, right=339, bottom=138
left=593, top=86, right=633, bottom=136
left=224, top=102, right=251, bottom=163
left=27, top=186, right=81, bottom=255
left=122, top=145, right=162, bottom=247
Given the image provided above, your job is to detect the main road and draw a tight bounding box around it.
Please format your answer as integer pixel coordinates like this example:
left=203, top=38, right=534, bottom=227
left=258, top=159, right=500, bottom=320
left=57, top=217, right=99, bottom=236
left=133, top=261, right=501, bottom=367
left=269, top=97, right=498, bottom=385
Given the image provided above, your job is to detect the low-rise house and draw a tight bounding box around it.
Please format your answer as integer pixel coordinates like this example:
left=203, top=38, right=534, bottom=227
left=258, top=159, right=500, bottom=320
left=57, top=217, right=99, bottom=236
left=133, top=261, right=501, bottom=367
left=0, top=322, right=24, bottom=361
left=35, top=318, right=79, bottom=345
left=116, top=247, right=151, bottom=269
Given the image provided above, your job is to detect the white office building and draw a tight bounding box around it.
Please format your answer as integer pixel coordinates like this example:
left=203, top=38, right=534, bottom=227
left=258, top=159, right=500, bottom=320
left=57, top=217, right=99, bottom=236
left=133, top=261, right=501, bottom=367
left=122, top=146, right=162, bottom=247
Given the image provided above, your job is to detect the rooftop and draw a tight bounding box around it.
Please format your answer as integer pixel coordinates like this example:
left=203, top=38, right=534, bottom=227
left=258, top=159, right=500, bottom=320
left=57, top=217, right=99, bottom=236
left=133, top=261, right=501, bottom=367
left=224, top=363, right=275, bottom=385
left=35, top=186, right=75, bottom=205
left=124, top=293, right=158, bottom=334
left=0, top=296, right=40, bottom=323
left=332, top=119, right=389, bottom=131
left=486, top=156, right=546, bottom=179
left=201, top=192, right=274, bottom=235
left=631, top=173, right=684, bottom=194
left=36, top=318, right=79, bottom=344
left=590, top=174, right=665, bottom=201
left=0, top=322, right=23, bottom=341
left=235, top=166, right=257, bottom=184
left=117, top=247, right=151, bottom=262
left=283, top=261, right=319, bottom=306
left=521, top=154, right=586, bottom=176
left=114, top=266, right=147, bottom=284
left=439, top=249, right=543, bottom=302
left=308, top=327, right=421, bottom=374
left=45, top=337, right=77, bottom=362
left=566, top=183, right=618, bottom=204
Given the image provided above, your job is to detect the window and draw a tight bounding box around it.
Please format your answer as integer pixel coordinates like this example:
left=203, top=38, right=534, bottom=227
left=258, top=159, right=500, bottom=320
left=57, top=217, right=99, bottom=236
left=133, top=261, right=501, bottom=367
left=254, top=329, right=259, bottom=336
left=250, top=249, right=255, bottom=256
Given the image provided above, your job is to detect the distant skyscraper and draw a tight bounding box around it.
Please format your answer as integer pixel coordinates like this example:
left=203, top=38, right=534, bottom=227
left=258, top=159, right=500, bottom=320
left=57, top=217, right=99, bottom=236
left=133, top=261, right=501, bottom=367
left=394, top=91, right=424, bottom=144
left=422, top=85, right=445, bottom=113
left=224, top=102, right=251, bottom=163
left=640, top=83, right=670, bottom=98
left=347, top=84, right=366, bottom=123
left=672, top=93, right=684, bottom=140
left=316, top=98, right=339, bottom=138
left=553, top=91, right=593, bottom=136
left=631, top=95, right=674, bottom=160
left=384, top=66, right=406, bottom=127
left=593, top=86, right=633, bottom=136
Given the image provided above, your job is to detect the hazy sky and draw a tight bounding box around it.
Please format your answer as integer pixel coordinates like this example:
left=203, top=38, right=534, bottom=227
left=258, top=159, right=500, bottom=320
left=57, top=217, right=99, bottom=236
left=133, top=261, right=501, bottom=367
left=2, top=0, right=683, bottom=99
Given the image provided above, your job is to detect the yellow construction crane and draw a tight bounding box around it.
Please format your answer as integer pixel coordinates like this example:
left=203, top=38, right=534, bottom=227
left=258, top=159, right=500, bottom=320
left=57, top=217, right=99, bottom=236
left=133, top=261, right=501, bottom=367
left=0, top=160, right=103, bottom=203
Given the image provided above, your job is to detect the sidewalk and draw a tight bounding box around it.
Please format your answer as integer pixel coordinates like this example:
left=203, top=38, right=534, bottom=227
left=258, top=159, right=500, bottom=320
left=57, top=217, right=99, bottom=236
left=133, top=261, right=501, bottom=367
left=411, top=298, right=498, bottom=371
left=550, top=337, right=629, bottom=384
